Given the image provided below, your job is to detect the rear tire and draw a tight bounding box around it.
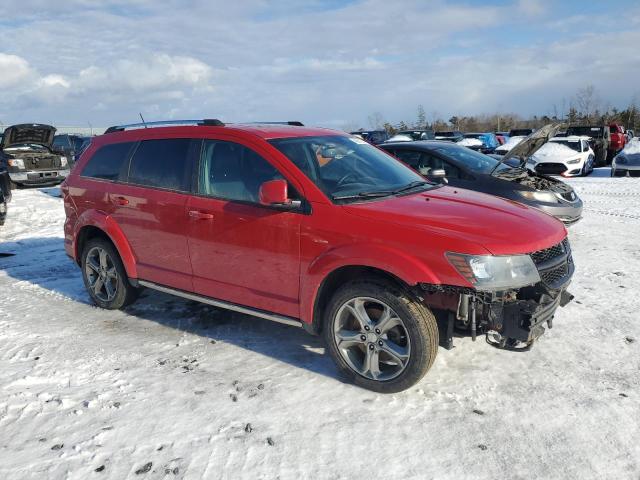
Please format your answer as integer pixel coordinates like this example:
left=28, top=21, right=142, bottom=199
left=81, top=238, right=140, bottom=309
left=9, top=181, right=18, bottom=190
left=322, top=279, right=438, bottom=393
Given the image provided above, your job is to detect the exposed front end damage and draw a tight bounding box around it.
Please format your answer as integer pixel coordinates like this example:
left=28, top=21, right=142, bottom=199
left=420, top=239, right=574, bottom=351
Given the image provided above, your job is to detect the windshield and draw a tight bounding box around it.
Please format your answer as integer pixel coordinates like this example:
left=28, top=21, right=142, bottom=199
left=435, top=131, right=457, bottom=137
left=550, top=140, right=581, bottom=152
left=430, top=143, right=506, bottom=174
left=270, top=135, right=433, bottom=201
left=397, top=130, right=435, bottom=140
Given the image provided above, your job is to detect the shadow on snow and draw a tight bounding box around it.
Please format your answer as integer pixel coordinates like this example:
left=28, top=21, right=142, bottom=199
left=0, top=236, right=340, bottom=382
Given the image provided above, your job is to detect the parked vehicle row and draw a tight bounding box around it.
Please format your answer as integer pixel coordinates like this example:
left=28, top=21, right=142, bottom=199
left=61, top=119, right=574, bottom=392
left=381, top=124, right=583, bottom=226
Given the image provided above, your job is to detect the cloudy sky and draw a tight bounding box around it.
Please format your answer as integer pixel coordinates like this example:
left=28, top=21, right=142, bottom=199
left=1, top=0, right=639, bottom=129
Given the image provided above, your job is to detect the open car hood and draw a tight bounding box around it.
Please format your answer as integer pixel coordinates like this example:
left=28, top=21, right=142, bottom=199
left=1, top=124, right=56, bottom=150
left=499, top=123, right=563, bottom=169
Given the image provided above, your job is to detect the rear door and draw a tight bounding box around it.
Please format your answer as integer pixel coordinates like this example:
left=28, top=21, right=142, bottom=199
left=186, top=138, right=303, bottom=318
left=110, top=138, right=199, bottom=291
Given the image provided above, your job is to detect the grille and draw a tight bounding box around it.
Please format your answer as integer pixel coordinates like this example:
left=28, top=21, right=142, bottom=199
left=530, top=239, right=567, bottom=265
left=536, top=163, right=567, bottom=175
left=540, top=263, right=568, bottom=285
left=530, top=239, right=572, bottom=288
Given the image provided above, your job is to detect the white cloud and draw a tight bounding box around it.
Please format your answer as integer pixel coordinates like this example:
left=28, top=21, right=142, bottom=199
left=0, top=1, right=638, bottom=127
left=0, top=53, right=34, bottom=88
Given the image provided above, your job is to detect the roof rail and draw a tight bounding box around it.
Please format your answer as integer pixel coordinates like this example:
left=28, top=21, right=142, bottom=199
left=249, top=121, right=304, bottom=127
left=104, top=118, right=225, bottom=134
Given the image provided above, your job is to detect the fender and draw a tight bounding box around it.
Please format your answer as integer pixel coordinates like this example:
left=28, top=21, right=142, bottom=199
left=74, top=210, right=138, bottom=279
left=300, top=243, right=441, bottom=325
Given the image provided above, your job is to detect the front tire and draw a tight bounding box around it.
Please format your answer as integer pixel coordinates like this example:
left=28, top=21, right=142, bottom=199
left=81, top=238, right=139, bottom=309
left=323, top=279, right=438, bottom=393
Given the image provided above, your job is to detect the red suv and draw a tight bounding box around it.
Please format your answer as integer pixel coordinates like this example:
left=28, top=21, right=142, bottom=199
left=62, top=119, right=574, bottom=393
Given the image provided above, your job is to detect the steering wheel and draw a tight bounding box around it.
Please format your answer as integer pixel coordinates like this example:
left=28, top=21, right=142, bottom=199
left=336, top=172, right=359, bottom=188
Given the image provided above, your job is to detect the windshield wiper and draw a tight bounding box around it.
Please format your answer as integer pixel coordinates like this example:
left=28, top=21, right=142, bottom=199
left=332, top=181, right=430, bottom=201
left=391, top=180, right=430, bottom=194
left=332, top=191, right=395, bottom=201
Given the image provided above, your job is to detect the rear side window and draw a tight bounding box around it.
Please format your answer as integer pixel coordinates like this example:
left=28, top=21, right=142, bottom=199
left=128, top=139, right=194, bottom=191
left=81, top=142, right=135, bottom=181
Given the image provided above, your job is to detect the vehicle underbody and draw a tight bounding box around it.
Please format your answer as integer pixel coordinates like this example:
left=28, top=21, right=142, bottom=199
left=420, top=238, right=574, bottom=351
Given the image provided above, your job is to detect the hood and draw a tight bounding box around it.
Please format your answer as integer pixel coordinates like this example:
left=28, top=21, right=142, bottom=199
left=1, top=124, right=56, bottom=150
left=343, top=186, right=566, bottom=255
left=500, top=123, right=562, bottom=168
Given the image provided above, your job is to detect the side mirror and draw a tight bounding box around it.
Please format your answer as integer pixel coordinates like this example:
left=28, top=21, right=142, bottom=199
left=428, top=168, right=448, bottom=183
left=258, top=179, right=301, bottom=209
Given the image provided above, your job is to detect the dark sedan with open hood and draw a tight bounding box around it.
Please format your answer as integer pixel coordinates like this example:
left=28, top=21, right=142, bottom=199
left=380, top=124, right=583, bottom=226
left=1, top=124, right=70, bottom=188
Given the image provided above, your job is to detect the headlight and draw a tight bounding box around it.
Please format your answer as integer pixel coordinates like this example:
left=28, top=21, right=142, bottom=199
left=60, top=156, right=68, bottom=167
left=517, top=190, right=558, bottom=203
left=446, top=253, right=540, bottom=290
left=566, top=157, right=582, bottom=164
left=8, top=158, right=25, bottom=169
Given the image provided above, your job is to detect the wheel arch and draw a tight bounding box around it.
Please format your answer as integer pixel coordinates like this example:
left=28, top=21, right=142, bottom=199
left=301, top=245, right=440, bottom=334
left=308, top=265, right=418, bottom=335
left=74, top=211, right=137, bottom=279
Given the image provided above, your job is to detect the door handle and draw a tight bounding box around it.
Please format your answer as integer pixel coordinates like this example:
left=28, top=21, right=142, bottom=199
left=111, top=196, right=129, bottom=206
left=188, top=210, right=214, bottom=220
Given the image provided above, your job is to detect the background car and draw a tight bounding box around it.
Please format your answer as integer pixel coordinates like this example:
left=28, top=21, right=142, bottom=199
left=494, top=135, right=525, bottom=156
left=494, top=132, right=510, bottom=145
left=611, top=139, right=640, bottom=177
left=608, top=123, right=627, bottom=160
left=0, top=156, right=10, bottom=226
left=53, top=134, right=92, bottom=166
left=565, top=125, right=609, bottom=166
left=528, top=136, right=595, bottom=177
left=435, top=131, right=464, bottom=142
left=458, top=132, right=499, bottom=153
left=381, top=124, right=583, bottom=225
left=1, top=124, right=71, bottom=188
left=394, top=129, right=435, bottom=141
left=349, top=130, right=389, bottom=145
left=509, top=128, right=534, bottom=137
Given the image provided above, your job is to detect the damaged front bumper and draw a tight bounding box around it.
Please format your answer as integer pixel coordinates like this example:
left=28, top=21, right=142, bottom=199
left=421, top=239, right=575, bottom=351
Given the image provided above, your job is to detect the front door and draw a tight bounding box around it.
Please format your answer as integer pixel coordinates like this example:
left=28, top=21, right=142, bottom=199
left=187, top=139, right=302, bottom=318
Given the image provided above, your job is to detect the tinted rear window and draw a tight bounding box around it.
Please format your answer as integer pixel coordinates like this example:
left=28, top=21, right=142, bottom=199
left=128, top=138, right=194, bottom=191
left=81, top=142, right=135, bottom=181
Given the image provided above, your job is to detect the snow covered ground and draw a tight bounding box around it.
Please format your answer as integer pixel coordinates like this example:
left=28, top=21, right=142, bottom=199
left=0, top=170, right=639, bottom=479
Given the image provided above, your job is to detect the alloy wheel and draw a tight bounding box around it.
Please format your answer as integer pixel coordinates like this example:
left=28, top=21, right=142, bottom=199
left=85, top=246, right=119, bottom=302
left=333, top=297, right=411, bottom=381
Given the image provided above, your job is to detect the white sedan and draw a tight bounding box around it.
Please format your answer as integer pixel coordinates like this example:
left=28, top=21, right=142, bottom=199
left=527, top=136, right=595, bottom=177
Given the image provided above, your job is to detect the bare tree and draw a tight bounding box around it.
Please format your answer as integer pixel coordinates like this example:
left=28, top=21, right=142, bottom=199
left=367, top=112, right=386, bottom=130
left=575, top=85, right=600, bottom=122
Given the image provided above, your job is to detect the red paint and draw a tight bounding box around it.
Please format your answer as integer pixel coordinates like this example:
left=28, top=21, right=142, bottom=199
left=63, top=123, right=568, bottom=325
left=609, top=123, right=627, bottom=153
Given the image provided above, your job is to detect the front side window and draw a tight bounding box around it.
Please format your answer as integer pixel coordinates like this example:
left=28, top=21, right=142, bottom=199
left=270, top=135, right=432, bottom=201
left=81, top=141, right=135, bottom=181
left=128, top=138, right=193, bottom=191
left=199, top=140, right=284, bottom=202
